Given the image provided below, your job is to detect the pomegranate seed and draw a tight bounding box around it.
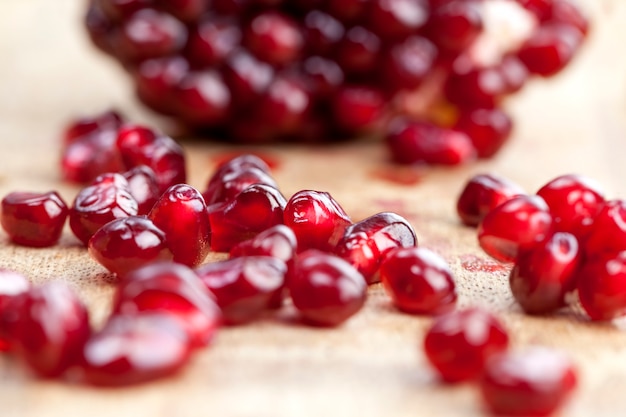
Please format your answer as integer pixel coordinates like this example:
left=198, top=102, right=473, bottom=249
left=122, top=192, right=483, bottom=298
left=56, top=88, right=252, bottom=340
left=99, top=0, right=152, bottom=20
left=81, top=312, right=192, bottom=386
left=113, top=9, right=188, bottom=62
left=480, top=347, right=577, bottom=417
left=536, top=174, right=605, bottom=240
left=583, top=200, right=626, bottom=257
left=69, top=173, right=138, bottom=245
left=158, top=0, right=209, bottom=22
left=478, top=195, right=553, bottom=263
left=303, top=11, right=345, bottom=55
left=254, top=76, right=312, bottom=134
left=302, top=56, right=345, bottom=99
left=283, top=190, right=352, bottom=252
left=331, top=85, right=386, bottom=133
left=386, top=119, right=476, bottom=165
left=63, top=109, right=123, bottom=145
left=368, top=0, right=429, bottom=40
left=548, top=0, right=589, bottom=35
left=122, top=165, right=161, bottom=215
left=88, top=216, right=173, bottom=276
left=576, top=251, right=626, bottom=321
left=173, top=70, right=232, bottom=127
left=445, top=65, right=508, bottom=109
left=499, top=54, right=530, bottom=95
left=1, top=191, right=68, bottom=247
left=0, top=270, right=30, bottom=352
left=423, top=307, right=509, bottom=383
left=116, top=124, right=187, bottom=192
left=208, top=184, right=287, bottom=252
left=196, top=256, right=287, bottom=324
left=380, top=247, right=456, bottom=314
left=336, top=26, right=382, bottom=75
left=288, top=250, right=367, bottom=327
left=456, top=173, right=525, bottom=227
left=335, top=212, right=417, bottom=284
left=230, top=224, right=297, bottom=265
left=61, top=129, right=124, bottom=183
left=134, top=56, right=189, bottom=116
left=516, top=23, right=583, bottom=77
left=510, top=232, right=581, bottom=314
left=187, top=17, right=242, bottom=67
left=203, top=158, right=276, bottom=205
left=223, top=50, right=275, bottom=111
left=327, top=0, right=368, bottom=23
left=245, top=11, right=304, bottom=66
left=113, top=261, right=221, bottom=347
left=148, top=184, right=211, bottom=267
left=454, top=107, right=513, bottom=158
left=427, top=1, right=483, bottom=52
left=11, top=282, right=91, bottom=377
left=381, top=36, right=437, bottom=92
left=85, top=4, right=115, bottom=53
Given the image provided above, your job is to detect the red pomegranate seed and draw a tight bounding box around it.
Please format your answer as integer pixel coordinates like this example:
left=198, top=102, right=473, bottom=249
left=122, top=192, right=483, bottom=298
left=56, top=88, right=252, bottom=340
left=303, top=11, right=345, bottom=55
left=331, top=85, right=386, bottom=133
left=386, top=119, right=476, bottom=165
left=583, top=200, right=626, bottom=257
left=122, top=165, right=161, bottom=215
left=327, top=0, right=368, bottom=24
left=203, top=160, right=276, bottom=205
left=423, top=307, right=509, bottom=383
left=445, top=65, right=508, bottom=109
left=88, top=216, right=173, bottom=276
left=63, top=109, right=123, bottom=145
left=283, top=190, right=352, bottom=252
left=456, top=173, right=525, bottom=227
left=116, top=124, right=187, bottom=192
left=196, top=256, right=287, bottom=324
left=245, top=11, right=304, bottom=66
left=223, top=50, right=275, bottom=111
left=478, top=195, right=553, bottom=263
left=427, top=1, right=482, bottom=53
left=380, top=246, right=456, bottom=314
left=510, top=232, right=581, bottom=314
left=159, top=0, right=209, bottom=22
left=302, top=56, right=345, bottom=99
left=187, top=17, right=242, bottom=67
left=81, top=312, right=192, bottom=386
left=254, top=76, right=312, bottom=134
left=208, top=184, right=287, bottom=252
left=173, top=70, right=232, bottom=127
left=548, top=0, right=589, bottom=35
left=288, top=250, right=367, bottom=327
left=134, top=56, right=189, bottom=116
left=381, top=36, right=437, bottom=92
left=113, top=261, right=221, bottom=347
left=576, top=251, right=626, bottom=321
left=69, top=173, right=139, bottom=245
left=99, top=0, right=151, bottom=20
left=148, top=184, right=211, bottom=267
left=499, top=54, right=530, bottom=95
left=335, top=212, right=417, bottom=284
left=11, top=282, right=91, bottom=378
left=230, top=224, right=297, bottom=265
left=112, top=9, right=188, bottom=62
left=0, top=270, right=30, bottom=352
left=336, top=26, right=381, bottom=75
left=61, top=129, right=125, bottom=183
left=536, top=174, right=605, bottom=240
left=1, top=191, right=68, bottom=247
left=480, top=347, right=577, bottom=417
left=85, top=4, right=115, bottom=53
left=368, top=0, right=429, bottom=40
left=516, top=23, right=583, bottom=77
left=454, top=107, right=513, bottom=158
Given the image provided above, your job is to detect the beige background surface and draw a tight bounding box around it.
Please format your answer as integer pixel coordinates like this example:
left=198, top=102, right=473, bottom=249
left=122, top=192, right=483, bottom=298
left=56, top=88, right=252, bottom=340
left=1, top=1, right=626, bottom=416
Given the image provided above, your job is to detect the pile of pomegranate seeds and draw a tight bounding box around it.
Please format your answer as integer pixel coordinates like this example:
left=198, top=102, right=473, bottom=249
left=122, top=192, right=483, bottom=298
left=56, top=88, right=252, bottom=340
left=457, top=172, right=626, bottom=320
left=84, top=0, right=588, bottom=164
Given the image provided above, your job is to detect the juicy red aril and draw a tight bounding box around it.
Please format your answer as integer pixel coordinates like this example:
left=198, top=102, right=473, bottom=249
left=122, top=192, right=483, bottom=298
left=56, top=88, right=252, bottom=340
left=0, top=269, right=30, bottom=352
left=368, top=0, right=429, bottom=41
left=427, top=1, right=483, bottom=53
left=204, top=161, right=277, bottom=205
left=480, top=347, right=577, bottom=417
left=548, top=0, right=590, bottom=35
left=478, top=195, right=553, bottom=263
left=454, top=107, right=513, bottom=158
left=149, top=184, right=211, bottom=267
left=113, top=261, right=221, bottom=347
left=186, top=17, right=242, bottom=67
left=244, top=11, right=304, bottom=66
left=386, top=118, right=476, bottom=165
left=112, top=9, right=188, bottom=62
left=81, top=312, right=192, bottom=386
left=196, top=256, right=287, bottom=324
left=223, top=50, right=274, bottom=111
left=380, top=246, right=456, bottom=314
left=61, top=129, right=125, bottom=184
left=381, top=36, right=437, bottom=92
left=444, top=65, right=508, bottom=109
left=576, top=251, right=626, bottom=321
left=336, top=26, right=381, bottom=75
left=100, top=0, right=151, bottom=20
left=583, top=200, right=626, bottom=257
left=88, top=216, right=173, bottom=276
left=288, top=250, right=367, bottom=327
left=331, top=85, right=386, bottom=133
left=536, top=174, right=605, bottom=240
left=1, top=191, right=68, bottom=247
left=456, top=173, right=525, bottom=227
left=230, top=224, right=297, bottom=265
left=335, top=212, right=417, bottom=284
left=116, top=124, right=186, bottom=192
left=254, top=76, right=312, bottom=136
left=516, top=23, right=583, bottom=77
left=209, top=184, right=287, bottom=252
left=423, top=307, right=509, bottom=383
left=63, top=109, right=123, bottom=145
left=122, top=165, right=161, bottom=215
left=69, top=173, right=139, bottom=245
left=134, top=56, right=190, bottom=116
left=11, top=282, right=91, bottom=378
left=302, top=56, right=345, bottom=99
left=510, top=232, right=581, bottom=314
left=303, top=10, right=344, bottom=55
left=283, top=190, right=352, bottom=252
left=173, top=70, right=232, bottom=127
